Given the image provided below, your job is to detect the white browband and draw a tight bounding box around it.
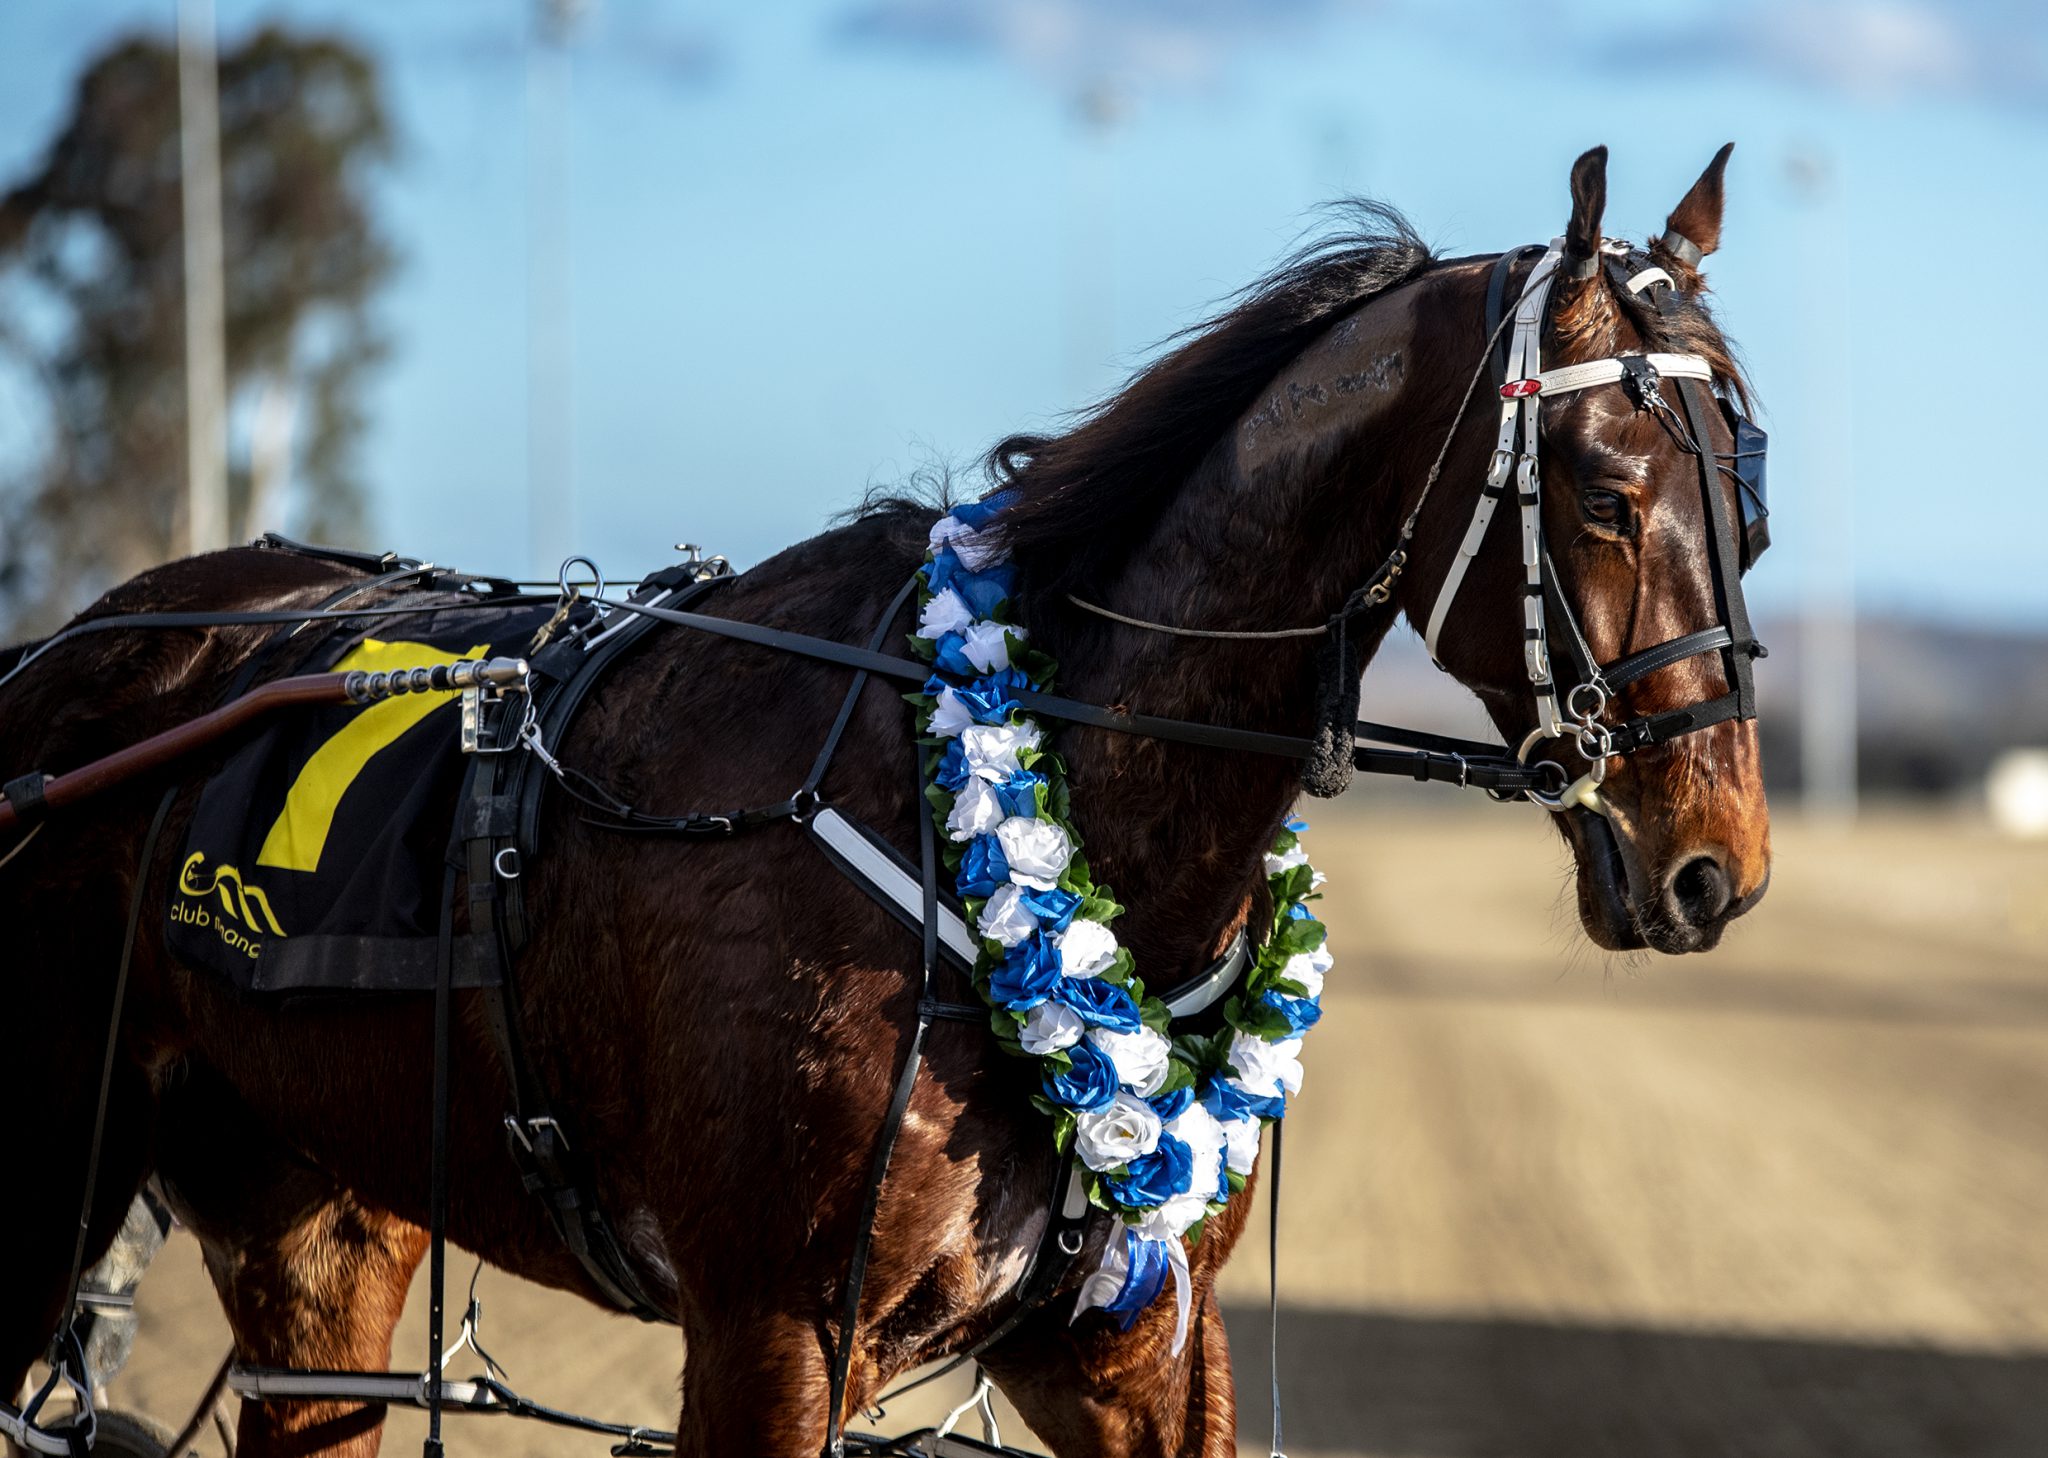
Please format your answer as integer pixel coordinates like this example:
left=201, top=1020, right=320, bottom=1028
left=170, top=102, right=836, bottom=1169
left=1526, top=351, right=1713, bottom=399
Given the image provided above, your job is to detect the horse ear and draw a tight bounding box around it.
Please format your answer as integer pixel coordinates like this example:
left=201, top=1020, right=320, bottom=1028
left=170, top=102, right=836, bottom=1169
left=1562, top=146, right=1608, bottom=275
left=1655, top=142, right=1734, bottom=283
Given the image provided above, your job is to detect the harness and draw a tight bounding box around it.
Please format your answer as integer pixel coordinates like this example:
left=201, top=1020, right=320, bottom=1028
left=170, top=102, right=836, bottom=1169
left=0, top=236, right=1773, bottom=1458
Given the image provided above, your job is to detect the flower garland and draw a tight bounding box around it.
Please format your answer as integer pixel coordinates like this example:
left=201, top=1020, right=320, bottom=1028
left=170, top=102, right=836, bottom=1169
left=909, top=494, right=1330, bottom=1352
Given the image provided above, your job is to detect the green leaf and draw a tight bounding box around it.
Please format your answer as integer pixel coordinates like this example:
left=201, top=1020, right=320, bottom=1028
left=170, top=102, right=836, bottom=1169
left=1269, top=917, right=1326, bottom=960
left=1079, top=893, right=1125, bottom=923
left=906, top=634, right=937, bottom=663
left=1154, top=1058, right=1195, bottom=1097
left=1139, top=996, right=1172, bottom=1034
left=1272, top=862, right=1314, bottom=908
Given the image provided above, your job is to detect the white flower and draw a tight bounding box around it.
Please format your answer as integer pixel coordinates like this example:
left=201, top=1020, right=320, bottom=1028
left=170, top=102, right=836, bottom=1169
left=1228, top=1031, right=1305, bottom=1099
left=977, top=883, right=1039, bottom=948
left=1310, top=868, right=1327, bottom=889
left=917, top=587, right=976, bottom=641
left=959, top=619, right=1022, bottom=674
left=1075, top=1092, right=1162, bottom=1171
left=1019, top=1000, right=1084, bottom=1055
left=1278, top=951, right=1325, bottom=998
left=946, top=777, right=1005, bottom=842
left=1263, top=843, right=1309, bottom=877
left=1053, top=918, right=1119, bottom=978
left=1168, top=1104, right=1228, bottom=1201
left=959, top=722, right=1041, bottom=783
left=1088, top=1025, right=1172, bottom=1097
left=995, top=815, right=1072, bottom=891
left=928, top=686, right=974, bottom=738
left=929, top=514, right=1003, bottom=571
left=1132, top=1191, right=1210, bottom=1240
left=1221, top=1114, right=1262, bottom=1176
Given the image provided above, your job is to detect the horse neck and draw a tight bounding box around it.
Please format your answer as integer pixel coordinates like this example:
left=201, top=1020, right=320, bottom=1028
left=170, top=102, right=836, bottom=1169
left=1028, top=272, right=1465, bottom=975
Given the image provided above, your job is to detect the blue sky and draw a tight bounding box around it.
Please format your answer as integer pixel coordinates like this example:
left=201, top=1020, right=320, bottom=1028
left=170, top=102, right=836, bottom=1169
left=4, top=0, right=2046, bottom=627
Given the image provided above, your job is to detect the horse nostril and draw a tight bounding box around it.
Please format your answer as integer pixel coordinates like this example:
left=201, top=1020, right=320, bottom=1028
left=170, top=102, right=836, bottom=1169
left=1668, top=854, right=1733, bottom=927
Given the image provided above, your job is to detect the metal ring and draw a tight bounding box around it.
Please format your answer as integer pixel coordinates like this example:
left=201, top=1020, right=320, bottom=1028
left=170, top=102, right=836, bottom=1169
left=557, top=555, right=603, bottom=598
left=1526, top=759, right=1573, bottom=811
left=1574, top=722, right=1614, bottom=762
left=492, top=847, right=521, bottom=880
left=1566, top=680, right=1608, bottom=722
left=1057, top=1229, right=1085, bottom=1256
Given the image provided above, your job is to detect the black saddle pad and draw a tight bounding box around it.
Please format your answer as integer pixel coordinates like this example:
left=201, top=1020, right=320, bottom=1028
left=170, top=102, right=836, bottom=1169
left=166, top=600, right=561, bottom=997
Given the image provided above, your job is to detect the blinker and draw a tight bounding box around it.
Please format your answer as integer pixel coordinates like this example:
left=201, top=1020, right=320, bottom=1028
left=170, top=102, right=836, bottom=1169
left=1718, top=399, right=1769, bottom=572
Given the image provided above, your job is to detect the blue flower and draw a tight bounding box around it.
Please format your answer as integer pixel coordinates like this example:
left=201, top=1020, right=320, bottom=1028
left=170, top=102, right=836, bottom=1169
left=932, top=630, right=977, bottom=677
left=1286, top=902, right=1314, bottom=921
left=956, top=834, right=1012, bottom=898
left=1014, top=885, right=1081, bottom=933
left=1285, top=816, right=1309, bottom=833
left=993, top=770, right=1046, bottom=818
left=926, top=669, right=1029, bottom=725
left=1202, top=1077, right=1285, bottom=1125
left=1042, top=1038, right=1119, bottom=1113
left=949, top=492, right=1015, bottom=531
left=1148, top=1086, right=1195, bottom=1123
left=955, top=565, right=1017, bottom=620
left=1259, top=989, right=1323, bottom=1035
left=1052, top=976, right=1144, bottom=1032
left=988, top=935, right=1063, bottom=1010
left=1104, top=1132, right=1193, bottom=1207
left=926, top=553, right=1017, bottom=619
left=933, top=738, right=971, bottom=792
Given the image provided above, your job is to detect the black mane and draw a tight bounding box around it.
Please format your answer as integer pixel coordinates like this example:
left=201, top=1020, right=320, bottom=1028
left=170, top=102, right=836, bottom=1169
left=986, top=200, right=1435, bottom=593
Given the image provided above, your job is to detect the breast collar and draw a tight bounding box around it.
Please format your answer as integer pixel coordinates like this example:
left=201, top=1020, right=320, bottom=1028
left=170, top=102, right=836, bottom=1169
left=1420, top=240, right=1766, bottom=816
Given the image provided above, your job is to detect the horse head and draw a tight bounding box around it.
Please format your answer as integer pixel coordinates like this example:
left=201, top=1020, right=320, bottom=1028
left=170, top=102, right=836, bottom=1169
left=1411, top=145, right=1770, bottom=954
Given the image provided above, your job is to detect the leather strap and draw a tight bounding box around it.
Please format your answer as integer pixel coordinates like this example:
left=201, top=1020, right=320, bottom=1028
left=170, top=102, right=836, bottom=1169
left=2, top=774, right=49, bottom=829
left=822, top=742, right=944, bottom=1457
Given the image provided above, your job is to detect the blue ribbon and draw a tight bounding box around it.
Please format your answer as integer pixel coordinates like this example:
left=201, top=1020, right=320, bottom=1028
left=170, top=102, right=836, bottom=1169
left=1101, top=1230, right=1171, bottom=1331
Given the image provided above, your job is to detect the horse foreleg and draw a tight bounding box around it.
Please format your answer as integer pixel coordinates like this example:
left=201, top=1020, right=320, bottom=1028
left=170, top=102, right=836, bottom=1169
left=980, top=1283, right=1237, bottom=1458
left=159, top=1070, right=425, bottom=1458
left=671, top=1308, right=831, bottom=1457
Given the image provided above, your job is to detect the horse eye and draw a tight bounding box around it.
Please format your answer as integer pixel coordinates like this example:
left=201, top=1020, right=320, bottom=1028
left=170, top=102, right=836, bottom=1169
left=1582, top=490, right=1628, bottom=528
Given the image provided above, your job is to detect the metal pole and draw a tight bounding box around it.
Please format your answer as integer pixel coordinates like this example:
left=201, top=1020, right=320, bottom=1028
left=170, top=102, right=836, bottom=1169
left=526, top=0, right=582, bottom=576
left=1787, top=149, right=1858, bottom=820
left=178, top=0, right=230, bottom=555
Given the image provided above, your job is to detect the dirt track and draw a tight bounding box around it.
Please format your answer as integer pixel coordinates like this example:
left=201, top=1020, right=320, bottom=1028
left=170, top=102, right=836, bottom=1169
left=98, top=804, right=2048, bottom=1456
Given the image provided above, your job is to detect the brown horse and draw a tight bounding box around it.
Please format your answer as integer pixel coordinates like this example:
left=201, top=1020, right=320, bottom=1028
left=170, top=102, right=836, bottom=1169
left=1, top=146, right=1768, bottom=1457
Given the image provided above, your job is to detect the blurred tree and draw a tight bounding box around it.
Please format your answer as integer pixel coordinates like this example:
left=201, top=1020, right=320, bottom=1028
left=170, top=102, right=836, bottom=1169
left=0, top=26, right=394, bottom=636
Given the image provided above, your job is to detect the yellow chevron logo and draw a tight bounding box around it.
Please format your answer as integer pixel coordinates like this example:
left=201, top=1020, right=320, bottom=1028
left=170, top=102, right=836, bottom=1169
left=255, top=637, right=485, bottom=874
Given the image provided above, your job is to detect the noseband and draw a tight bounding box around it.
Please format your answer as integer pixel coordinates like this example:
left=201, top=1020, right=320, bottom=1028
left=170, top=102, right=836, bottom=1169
left=1420, top=240, right=1768, bottom=815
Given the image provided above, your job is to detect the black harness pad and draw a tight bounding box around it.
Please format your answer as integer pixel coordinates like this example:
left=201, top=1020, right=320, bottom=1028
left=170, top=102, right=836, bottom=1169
left=165, top=601, right=563, bottom=997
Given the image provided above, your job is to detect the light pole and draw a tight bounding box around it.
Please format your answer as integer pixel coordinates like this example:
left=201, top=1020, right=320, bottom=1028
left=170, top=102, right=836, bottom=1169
left=177, top=0, right=229, bottom=555
left=527, top=0, right=586, bottom=575
left=1786, top=146, right=1858, bottom=821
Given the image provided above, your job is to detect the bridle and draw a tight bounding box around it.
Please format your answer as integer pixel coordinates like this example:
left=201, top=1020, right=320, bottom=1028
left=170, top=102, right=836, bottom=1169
left=1290, top=236, right=1769, bottom=817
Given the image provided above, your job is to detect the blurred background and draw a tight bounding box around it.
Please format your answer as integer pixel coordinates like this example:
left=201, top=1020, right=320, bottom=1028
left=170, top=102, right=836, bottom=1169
left=2, top=1, right=2043, bottom=1455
